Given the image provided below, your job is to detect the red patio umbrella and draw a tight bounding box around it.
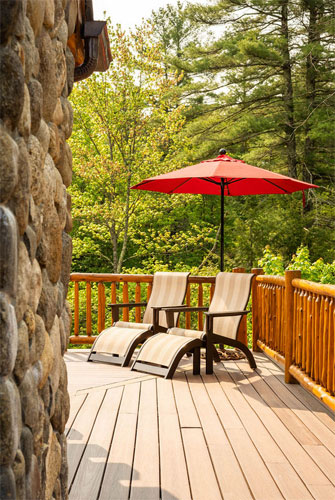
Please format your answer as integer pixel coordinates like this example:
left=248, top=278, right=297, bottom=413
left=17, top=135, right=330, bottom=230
left=132, top=150, right=318, bottom=271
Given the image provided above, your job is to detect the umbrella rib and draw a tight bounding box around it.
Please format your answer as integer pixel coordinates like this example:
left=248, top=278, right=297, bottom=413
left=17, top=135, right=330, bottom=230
left=263, top=179, right=290, bottom=193
left=167, top=178, right=191, bottom=194
left=202, top=178, right=221, bottom=186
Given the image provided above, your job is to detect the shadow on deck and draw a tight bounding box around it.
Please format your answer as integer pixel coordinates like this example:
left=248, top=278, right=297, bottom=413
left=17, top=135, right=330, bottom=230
left=65, top=351, right=335, bottom=500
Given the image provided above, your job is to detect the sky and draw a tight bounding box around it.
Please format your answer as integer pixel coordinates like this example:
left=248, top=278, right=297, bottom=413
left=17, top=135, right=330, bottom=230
left=93, top=0, right=183, bottom=28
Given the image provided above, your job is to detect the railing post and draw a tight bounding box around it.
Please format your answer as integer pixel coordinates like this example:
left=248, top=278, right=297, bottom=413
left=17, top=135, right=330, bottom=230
left=232, top=267, right=247, bottom=346
left=74, top=281, right=79, bottom=336
left=251, top=268, right=264, bottom=351
left=285, top=269, right=301, bottom=383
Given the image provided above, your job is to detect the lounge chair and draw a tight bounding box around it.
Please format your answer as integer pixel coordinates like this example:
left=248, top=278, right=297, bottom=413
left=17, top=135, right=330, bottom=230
left=87, top=272, right=190, bottom=366
left=131, top=271, right=256, bottom=378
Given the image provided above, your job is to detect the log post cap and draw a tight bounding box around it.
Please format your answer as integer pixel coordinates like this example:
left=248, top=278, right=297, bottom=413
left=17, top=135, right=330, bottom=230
left=251, top=268, right=264, bottom=274
left=232, top=267, right=245, bottom=273
left=285, top=269, right=301, bottom=280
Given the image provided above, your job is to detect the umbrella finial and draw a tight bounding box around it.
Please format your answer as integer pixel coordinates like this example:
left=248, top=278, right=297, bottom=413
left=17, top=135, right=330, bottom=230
left=219, top=148, right=226, bottom=155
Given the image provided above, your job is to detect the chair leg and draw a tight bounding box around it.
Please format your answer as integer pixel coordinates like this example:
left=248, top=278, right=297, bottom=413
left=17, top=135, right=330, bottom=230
left=206, top=343, right=213, bottom=374
left=212, top=345, right=221, bottom=362
left=193, top=347, right=200, bottom=375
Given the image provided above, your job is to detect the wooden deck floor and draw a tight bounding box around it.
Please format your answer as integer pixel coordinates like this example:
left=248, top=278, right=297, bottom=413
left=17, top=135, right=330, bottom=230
left=65, top=351, right=335, bottom=500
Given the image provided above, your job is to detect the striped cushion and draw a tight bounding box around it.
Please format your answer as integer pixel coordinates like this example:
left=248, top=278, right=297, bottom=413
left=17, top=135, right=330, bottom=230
left=114, top=321, right=153, bottom=330
left=209, top=272, right=254, bottom=340
left=137, top=333, right=197, bottom=367
left=169, top=327, right=204, bottom=340
left=142, top=272, right=189, bottom=328
left=94, top=326, right=150, bottom=356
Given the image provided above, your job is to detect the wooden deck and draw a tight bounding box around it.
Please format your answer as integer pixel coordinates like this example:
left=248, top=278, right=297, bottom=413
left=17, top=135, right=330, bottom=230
left=65, top=351, right=335, bottom=500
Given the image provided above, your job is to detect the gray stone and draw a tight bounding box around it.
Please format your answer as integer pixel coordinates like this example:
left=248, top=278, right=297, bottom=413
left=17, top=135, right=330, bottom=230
left=61, top=232, right=72, bottom=295
left=23, top=225, right=37, bottom=262
left=59, top=433, right=68, bottom=500
left=36, top=119, right=50, bottom=155
left=29, top=196, right=43, bottom=246
left=51, top=358, right=69, bottom=433
left=26, top=0, right=45, bottom=37
left=13, top=450, right=25, bottom=499
left=53, top=98, right=64, bottom=126
left=65, top=0, right=78, bottom=37
left=19, top=368, right=42, bottom=433
left=53, top=478, right=62, bottom=500
left=40, top=203, right=62, bottom=284
left=60, top=96, right=73, bottom=139
left=20, top=426, right=33, bottom=474
left=56, top=19, right=68, bottom=50
left=16, top=242, right=32, bottom=322
left=24, top=307, right=35, bottom=340
left=56, top=281, right=65, bottom=317
left=56, top=140, right=72, bottom=187
left=28, top=79, right=43, bottom=135
left=49, top=316, right=61, bottom=403
left=34, top=314, right=46, bottom=360
left=14, top=320, right=29, bottom=384
left=44, top=0, right=55, bottom=29
left=65, top=46, right=75, bottom=96
left=18, top=83, right=31, bottom=139
left=25, top=454, right=41, bottom=500
left=9, top=138, right=31, bottom=236
left=48, top=122, right=61, bottom=163
left=65, top=192, right=73, bottom=233
left=39, top=328, right=54, bottom=389
left=37, top=269, right=57, bottom=331
left=0, top=378, right=21, bottom=465
left=61, top=302, right=71, bottom=348
left=0, top=125, right=19, bottom=203
left=28, top=134, right=44, bottom=205
left=0, top=206, right=17, bottom=297
left=59, top=316, right=66, bottom=355
left=57, top=185, right=67, bottom=230
left=0, top=0, right=21, bottom=44
left=13, top=0, right=26, bottom=41
left=54, top=40, right=67, bottom=98
left=44, top=429, right=61, bottom=500
left=37, top=29, right=57, bottom=122
left=0, top=293, right=18, bottom=377
left=0, top=465, right=16, bottom=500
left=22, top=17, right=40, bottom=82
left=0, top=47, right=25, bottom=130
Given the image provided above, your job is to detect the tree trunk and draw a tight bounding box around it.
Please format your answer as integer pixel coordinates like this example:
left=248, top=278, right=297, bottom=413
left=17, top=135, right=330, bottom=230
left=281, top=0, right=298, bottom=178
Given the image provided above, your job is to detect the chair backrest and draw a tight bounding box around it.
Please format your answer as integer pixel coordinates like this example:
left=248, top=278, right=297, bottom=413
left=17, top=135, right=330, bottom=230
left=209, top=272, right=254, bottom=340
left=143, top=272, right=190, bottom=328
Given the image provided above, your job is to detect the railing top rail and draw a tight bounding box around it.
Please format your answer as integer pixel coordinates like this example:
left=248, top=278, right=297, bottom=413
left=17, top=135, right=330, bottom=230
left=70, top=273, right=216, bottom=284
left=255, top=275, right=285, bottom=286
left=292, top=278, right=335, bottom=298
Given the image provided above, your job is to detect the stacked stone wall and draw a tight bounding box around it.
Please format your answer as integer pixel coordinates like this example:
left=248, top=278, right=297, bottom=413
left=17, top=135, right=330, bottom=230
left=0, top=1, right=74, bottom=498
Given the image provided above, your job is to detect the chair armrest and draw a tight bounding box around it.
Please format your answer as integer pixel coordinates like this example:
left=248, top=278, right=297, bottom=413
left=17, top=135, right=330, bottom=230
left=161, top=306, right=209, bottom=313
left=204, top=310, right=250, bottom=318
left=110, top=302, right=147, bottom=322
left=109, top=302, right=147, bottom=309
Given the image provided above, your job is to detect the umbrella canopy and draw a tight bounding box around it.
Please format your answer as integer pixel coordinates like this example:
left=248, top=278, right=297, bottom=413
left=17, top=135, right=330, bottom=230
left=132, top=151, right=318, bottom=270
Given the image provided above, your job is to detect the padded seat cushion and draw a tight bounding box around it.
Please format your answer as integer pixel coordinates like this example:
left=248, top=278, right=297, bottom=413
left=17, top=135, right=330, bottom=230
left=169, top=327, right=204, bottom=340
left=94, top=326, right=151, bottom=357
left=137, top=333, right=202, bottom=367
left=114, top=321, right=153, bottom=330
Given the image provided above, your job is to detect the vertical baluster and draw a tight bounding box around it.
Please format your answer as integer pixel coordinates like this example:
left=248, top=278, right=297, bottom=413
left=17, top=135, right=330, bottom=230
left=284, top=270, right=300, bottom=383
left=265, top=284, right=270, bottom=346
left=332, top=305, right=335, bottom=395
left=197, top=283, right=203, bottom=331
left=301, top=291, right=308, bottom=371
left=296, top=290, right=303, bottom=367
left=185, top=284, right=191, bottom=329
left=74, top=281, right=79, bottom=336
left=311, top=293, right=316, bottom=380
left=306, top=293, right=312, bottom=376
left=321, top=297, right=329, bottom=389
left=97, top=283, right=105, bottom=333
left=319, top=297, right=325, bottom=385
left=86, top=282, right=92, bottom=336
left=280, top=286, right=285, bottom=354
left=135, top=282, right=141, bottom=323
left=314, top=295, right=321, bottom=384
left=275, top=286, right=280, bottom=352
left=251, top=268, right=263, bottom=352
left=261, top=284, right=266, bottom=344
left=147, top=281, right=153, bottom=302
left=111, top=282, right=117, bottom=324
left=326, top=299, right=334, bottom=395
left=122, top=282, right=129, bottom=321
left=292, top=288, right=297, bottom=364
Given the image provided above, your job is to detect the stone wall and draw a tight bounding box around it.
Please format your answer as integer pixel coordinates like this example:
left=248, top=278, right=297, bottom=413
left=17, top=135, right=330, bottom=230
left=0, top=1, right=74, bottom=498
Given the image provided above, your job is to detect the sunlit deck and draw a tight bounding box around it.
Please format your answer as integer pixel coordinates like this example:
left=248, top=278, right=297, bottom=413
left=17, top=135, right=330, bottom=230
left=65, top=350, right=335, bottom=500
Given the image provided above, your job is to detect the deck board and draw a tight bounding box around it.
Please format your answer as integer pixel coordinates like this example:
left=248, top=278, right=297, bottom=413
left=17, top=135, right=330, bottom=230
left=66, top=351, right=335, bottom=500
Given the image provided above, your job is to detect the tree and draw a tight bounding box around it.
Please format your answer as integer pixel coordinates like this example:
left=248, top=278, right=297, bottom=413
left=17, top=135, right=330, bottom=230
left=69, top=22, right=188, bottom=273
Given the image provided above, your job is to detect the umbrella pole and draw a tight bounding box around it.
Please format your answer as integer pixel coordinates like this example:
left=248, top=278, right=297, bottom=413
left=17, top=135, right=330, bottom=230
left=220, top=180, right=225, bottom=272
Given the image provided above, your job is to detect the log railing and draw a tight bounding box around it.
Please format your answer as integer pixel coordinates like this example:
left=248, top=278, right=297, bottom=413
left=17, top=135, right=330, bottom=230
left=252, top=268, right=335, bottom=411
left=70, top=273, right=216, bottom=344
